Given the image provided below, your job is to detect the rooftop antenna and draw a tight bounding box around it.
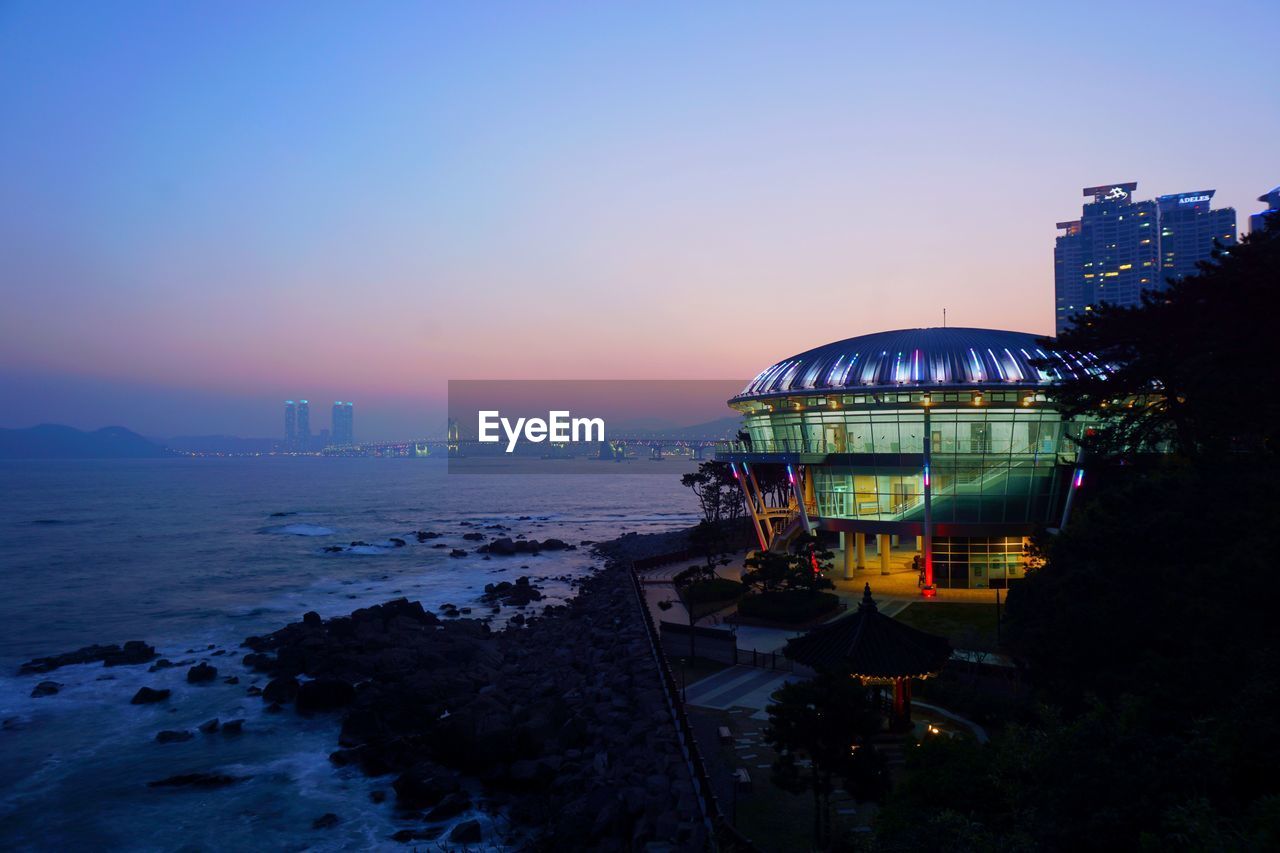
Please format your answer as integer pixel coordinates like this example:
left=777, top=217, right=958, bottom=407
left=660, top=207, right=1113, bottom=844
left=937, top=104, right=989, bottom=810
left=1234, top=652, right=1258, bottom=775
left=943, top=308, right=947, bottom=328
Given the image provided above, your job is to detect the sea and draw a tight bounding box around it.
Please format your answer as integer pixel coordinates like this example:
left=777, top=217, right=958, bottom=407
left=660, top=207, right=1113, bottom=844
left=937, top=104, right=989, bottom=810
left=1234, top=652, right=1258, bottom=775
left=0, top=456, right=700, bottom=851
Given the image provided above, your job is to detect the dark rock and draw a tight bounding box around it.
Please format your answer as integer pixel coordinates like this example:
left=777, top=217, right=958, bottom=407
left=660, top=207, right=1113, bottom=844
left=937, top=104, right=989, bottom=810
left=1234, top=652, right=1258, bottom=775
left=224, top=676, right=240, bottom=685
left=131, top=686, right=170, bottom=704
left=242, top=652, right=273, bottom=671
left=222, top=719, right=244, bottom=735
left=389, top=538, right=406, bottom=547
left=186, top=662, right=218, bottom=683
left=303, top=611, right=322, bottom=627
left=370, top=789, right=387, bottom=804
left=21, top=640, right=157, bottom=674
left=425, top=791, right=472, bottom=821
left=296, top=678, right=356, bottom=713
left=147, top=773, right=246, bottom=789
left=155, top=729, right=194, bottom=743
left=30, top=680, right=61, bottom=698
left=246, top=686, right=263, bottom=697
left=449, top=549, right=467, bottom=558
left=462, top=532, right=485, bottom=541
left=312, top=812, right=340, bottom=829
left=198, top=718, right=220, bottom=734
left=449, top=819, right=482, bottom=844
left=149, top=659, right=175, bottom=672
left=265, top=702, right=284, bottom=714
left=262, top=676, right=299, bottom=704
left=392, top=762, right=459, bottom=809
left=390, top=828, right=443, bottom=843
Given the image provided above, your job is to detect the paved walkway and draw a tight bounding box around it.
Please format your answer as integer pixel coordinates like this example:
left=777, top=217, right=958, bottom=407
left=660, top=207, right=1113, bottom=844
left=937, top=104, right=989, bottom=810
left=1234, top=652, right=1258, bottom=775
left=684, top=665, right=796, bottom=719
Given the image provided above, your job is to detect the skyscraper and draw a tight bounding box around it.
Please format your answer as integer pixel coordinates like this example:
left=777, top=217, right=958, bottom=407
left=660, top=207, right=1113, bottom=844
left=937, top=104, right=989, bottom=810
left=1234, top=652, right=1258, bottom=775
left=1251, top=186, right=1280, bottom=234
left=331, top=401, right=354, bottom=446
left=1054, top=182, right=1236, bottom=333
left=284, top=400, right=297, bottom=448
left=1155, top=190, right=1237, bottom=283
left=297, top=400, right=311, bottom=449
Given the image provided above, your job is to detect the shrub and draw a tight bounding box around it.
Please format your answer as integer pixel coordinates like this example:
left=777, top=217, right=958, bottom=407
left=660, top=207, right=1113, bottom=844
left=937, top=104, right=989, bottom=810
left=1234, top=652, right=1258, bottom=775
left=682, top=577, right=745, bottom=605
left=738, top=590, right=839, bottom=624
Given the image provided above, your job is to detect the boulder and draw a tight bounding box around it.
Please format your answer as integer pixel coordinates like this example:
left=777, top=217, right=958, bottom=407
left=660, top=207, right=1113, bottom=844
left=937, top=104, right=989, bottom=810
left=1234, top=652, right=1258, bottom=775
left=392, top=762, right=459, bottom=809
left=155, top=729, right=194, bottom=743
left=147, top=773, right=246, bottom=788
left=449, top=819, right=482, bottom=844
left=30, top=681, right=61, bottom=698
left=186, top=662, right=218, bottom=684
left=425, top=791, right=472, bottom=822
left=296, top=678, right=356, bottom=713
left=198, top=718, right=220, bottom=734
left=312, top=813, right=341, bottom=829
left=303, top=611, right=323, bottom=628
left=262, top=676, right=299, bottom=704
left=130, top=686, right=170, bottom=704
left=222, top=719, right=244, bottom=735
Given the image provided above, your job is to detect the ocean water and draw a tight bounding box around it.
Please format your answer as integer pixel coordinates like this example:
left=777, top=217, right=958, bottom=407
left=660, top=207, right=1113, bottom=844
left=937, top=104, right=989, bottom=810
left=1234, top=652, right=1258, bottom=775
left=0, top=457, right=699, bottom=851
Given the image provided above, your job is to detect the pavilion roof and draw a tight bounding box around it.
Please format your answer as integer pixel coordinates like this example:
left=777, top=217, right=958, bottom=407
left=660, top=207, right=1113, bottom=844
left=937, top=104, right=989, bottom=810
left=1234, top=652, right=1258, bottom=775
left=783, top=584, right=952, bottom=680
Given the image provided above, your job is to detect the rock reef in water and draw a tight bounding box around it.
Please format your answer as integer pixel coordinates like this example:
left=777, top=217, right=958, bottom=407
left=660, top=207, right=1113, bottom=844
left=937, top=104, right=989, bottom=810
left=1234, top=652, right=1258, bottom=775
left=238, top=557, right=702, bottom=848
left=20, top=640, right=157, bottom=674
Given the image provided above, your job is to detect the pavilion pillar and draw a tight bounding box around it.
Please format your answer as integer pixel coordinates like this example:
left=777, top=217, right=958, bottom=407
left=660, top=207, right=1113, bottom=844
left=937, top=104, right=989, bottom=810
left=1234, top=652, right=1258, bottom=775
left=855, top=533, right=866, bottom=569
left=842, top=533, right=855, bottom=580
left=878, top=534, right=891, bottom=575
left=891, top=678, right=905, bottom=728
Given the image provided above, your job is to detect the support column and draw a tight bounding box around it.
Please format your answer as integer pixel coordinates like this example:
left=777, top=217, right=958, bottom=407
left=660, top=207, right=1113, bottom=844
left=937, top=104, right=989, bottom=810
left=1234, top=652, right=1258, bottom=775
left=916, top=535, right=923, bottom=551
left=922, top=402, right=934, bottom=590
left=789, top=464, right=813, bottom=535
left=842, top=532, right=855, bottom=580
left=855, top=532, right=866, bottom=569
left=878, top=533, right=891, bottom=575
left=734, top=463, right=767, bottom=551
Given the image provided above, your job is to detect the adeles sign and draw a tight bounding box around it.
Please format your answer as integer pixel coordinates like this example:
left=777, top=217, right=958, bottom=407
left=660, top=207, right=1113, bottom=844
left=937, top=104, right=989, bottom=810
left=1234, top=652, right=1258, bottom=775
left=1178, top=195, right=1211, bottom=205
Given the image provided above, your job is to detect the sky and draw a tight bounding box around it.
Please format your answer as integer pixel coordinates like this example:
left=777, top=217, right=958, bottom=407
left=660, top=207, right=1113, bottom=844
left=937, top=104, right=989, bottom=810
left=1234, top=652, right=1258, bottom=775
left=1, top=1, right=1277, bottom=440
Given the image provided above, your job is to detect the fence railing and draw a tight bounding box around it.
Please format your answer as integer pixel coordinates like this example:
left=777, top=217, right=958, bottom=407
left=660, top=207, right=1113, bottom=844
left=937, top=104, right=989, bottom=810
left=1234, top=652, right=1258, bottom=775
left=627, top=564, right=763, bottom=853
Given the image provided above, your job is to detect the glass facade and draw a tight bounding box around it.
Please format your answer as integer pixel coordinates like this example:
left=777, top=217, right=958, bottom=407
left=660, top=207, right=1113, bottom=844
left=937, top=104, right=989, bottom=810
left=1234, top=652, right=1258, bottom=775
left=740, top=403, right=1073, bottom=527
left=933, top=536, right=1027, bottom=589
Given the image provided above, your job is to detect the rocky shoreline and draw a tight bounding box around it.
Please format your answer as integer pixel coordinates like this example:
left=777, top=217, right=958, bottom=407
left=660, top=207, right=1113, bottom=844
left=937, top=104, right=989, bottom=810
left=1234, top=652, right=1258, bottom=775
left=17, top=527, right=706, bottom=850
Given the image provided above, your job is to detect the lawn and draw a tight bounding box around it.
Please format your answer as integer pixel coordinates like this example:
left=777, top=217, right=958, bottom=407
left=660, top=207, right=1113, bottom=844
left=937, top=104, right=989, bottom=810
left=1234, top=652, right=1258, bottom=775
left=892, top=602, right=1003, bottom=652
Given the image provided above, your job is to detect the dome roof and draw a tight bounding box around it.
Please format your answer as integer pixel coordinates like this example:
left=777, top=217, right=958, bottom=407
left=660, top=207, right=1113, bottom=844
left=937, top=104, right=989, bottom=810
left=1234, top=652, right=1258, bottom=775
left=735, top=327, right=1100, bottom=401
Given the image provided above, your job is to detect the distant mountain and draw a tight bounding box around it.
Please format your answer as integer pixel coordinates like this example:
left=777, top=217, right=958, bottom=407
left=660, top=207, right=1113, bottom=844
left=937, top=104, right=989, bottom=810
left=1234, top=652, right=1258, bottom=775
left=0, top=424, right=170, bottom=459
left=161, top=435, right=279, bottom=454
left=609, top=415, right=743, bottom=440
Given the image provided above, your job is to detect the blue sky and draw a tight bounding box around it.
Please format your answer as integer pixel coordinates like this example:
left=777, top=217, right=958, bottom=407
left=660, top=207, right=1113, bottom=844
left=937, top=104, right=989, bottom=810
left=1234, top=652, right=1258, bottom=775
left=1, top=1, right=1277, bottom=438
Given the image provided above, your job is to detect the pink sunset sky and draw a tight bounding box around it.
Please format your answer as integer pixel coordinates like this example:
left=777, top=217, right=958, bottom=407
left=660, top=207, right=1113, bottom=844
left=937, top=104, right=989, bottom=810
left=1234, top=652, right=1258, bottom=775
left=2, top=2, right=1277, bottom=439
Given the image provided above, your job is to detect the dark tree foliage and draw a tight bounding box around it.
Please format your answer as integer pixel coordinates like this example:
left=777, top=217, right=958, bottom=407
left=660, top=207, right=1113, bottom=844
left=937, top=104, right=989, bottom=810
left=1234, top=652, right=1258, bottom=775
left=765, top=671, right=885, bottom=848
left=742, top=534, right=834, bottom=595
left=1040, top=220, right=1280, bottom=461
left=876, top=220, right=1280, bottom=850
left=680, top=460, right=744, bottom=524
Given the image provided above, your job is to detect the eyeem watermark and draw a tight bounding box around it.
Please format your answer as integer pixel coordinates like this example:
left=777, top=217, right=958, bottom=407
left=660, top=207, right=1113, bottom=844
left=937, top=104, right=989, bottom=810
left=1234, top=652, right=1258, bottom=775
left=478, top=410, right=605, bottom=452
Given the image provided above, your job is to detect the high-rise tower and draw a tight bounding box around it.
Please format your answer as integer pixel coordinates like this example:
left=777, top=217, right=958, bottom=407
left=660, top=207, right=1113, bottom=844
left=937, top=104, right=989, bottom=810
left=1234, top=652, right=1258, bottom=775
left=1054, top=182, right=1236, bottom=333
left=284, top=401, right=297, bottom=449
left=297, top=400, right=311, bottom=449
left=331, top=401, right=354, bottom=445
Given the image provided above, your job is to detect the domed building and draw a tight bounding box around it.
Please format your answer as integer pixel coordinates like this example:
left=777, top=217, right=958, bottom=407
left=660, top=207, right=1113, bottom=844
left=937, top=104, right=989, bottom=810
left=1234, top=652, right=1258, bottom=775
left=717, top=327, right=1102, bottom=591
